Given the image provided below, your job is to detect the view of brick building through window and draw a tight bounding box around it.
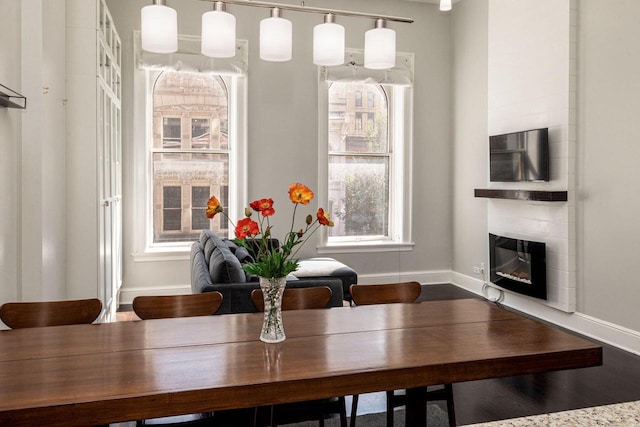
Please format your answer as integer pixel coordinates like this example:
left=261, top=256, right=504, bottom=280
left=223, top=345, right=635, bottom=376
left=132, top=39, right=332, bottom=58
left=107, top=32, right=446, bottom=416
left=151, top=71, right=229, bottom=242
left=328, top=82, right=390, bottom=239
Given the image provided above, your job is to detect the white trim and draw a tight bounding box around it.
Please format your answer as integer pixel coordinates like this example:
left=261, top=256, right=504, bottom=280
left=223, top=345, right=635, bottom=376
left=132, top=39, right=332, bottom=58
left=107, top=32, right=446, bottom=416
left=117, top=267, right=640, bottom=356
left=357, top=269, right=452, bottom=285
left=119, top=284, right=192, bottom=305
left=130, top=250, right=190, bottom=263
left=452, top=271, right=640, bottom=357
left=317, top=241, right=415, bottom=254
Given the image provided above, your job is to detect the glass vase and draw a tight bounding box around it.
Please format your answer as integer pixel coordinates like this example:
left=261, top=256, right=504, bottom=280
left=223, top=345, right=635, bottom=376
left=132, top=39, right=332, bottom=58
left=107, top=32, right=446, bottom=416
left=259, top=276, right=287, bottom=343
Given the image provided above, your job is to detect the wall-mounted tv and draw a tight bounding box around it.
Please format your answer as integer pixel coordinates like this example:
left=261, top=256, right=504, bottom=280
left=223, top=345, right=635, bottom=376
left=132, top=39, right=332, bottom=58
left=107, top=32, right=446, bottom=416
left=489, top=128, right=549, bottom=182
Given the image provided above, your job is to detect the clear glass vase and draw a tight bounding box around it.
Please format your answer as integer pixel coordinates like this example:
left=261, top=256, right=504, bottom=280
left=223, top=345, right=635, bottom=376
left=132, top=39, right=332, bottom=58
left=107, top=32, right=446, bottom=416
left=259, top=276, right=287, bottom=343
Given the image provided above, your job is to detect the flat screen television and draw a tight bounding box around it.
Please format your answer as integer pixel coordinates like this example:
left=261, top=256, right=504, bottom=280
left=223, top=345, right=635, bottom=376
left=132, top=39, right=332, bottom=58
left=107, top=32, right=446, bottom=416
left=489, top=128, right=549, bottom=182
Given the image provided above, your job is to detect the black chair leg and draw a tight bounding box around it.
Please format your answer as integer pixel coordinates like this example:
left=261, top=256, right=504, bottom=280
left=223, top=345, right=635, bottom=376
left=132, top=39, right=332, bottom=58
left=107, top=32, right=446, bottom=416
left=350, top=394, right=359, bottom=427
left=444, top=383, right=456, bottom=427
left=385, top=390, right=394, bottom=427
left=338, top=396, right=348, bottom=427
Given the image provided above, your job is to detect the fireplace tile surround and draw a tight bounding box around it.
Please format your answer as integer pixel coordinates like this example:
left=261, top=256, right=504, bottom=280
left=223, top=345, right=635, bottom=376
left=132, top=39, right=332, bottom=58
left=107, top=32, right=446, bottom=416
left=485, top=0, right=577, bottom=313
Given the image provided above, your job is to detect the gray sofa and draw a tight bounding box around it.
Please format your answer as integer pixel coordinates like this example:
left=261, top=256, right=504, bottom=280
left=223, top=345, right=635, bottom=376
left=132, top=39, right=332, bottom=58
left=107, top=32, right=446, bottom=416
left=190, top=230, right=345, bottom=314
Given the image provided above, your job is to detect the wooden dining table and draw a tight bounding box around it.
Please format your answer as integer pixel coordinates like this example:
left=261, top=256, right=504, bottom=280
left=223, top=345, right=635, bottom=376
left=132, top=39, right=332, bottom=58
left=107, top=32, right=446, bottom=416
left=0, top=298, right=602, bottom=427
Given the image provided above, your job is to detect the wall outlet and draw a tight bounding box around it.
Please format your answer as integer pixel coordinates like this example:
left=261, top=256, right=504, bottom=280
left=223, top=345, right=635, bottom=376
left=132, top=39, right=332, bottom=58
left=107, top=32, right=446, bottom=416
left=473, top=263, right=486, bottom=275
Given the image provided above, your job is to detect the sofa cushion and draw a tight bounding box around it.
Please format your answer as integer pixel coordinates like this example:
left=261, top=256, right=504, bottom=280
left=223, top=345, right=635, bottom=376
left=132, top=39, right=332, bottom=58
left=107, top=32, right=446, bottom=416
left=293, top=257, right=358, bottom=301
left=234, top=246, right=254, bottom=264
left=199, top=229, right=215, bottom=251
left=209, top=245, right=246, bottom=284
left=190, top=242, right=213, bottom=293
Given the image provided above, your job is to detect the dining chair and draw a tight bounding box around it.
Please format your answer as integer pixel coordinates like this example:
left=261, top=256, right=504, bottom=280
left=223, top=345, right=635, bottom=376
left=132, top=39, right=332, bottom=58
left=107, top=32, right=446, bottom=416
left=0, top=298, right=102, bottom=329
left=251, top=286, right=347, bottom=427
left=132, top=292, right=223, bottom=320
left=250, top=286, right=333, bottom=312
left=348, top=282, right=456, bottom=427
left=132, top=292, right=223, bottom=427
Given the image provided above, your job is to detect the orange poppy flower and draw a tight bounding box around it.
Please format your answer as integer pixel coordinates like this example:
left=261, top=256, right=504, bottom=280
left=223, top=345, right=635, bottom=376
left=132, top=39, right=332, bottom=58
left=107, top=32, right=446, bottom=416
left=206, top=196, right=224, bottom=219
left=288, top=183, right=314, bottom=205
left=317, top=208, right=334, bottom=227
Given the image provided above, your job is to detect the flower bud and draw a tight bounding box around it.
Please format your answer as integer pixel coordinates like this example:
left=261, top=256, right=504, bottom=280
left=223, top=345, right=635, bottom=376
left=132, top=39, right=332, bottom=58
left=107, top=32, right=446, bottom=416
left=244, top=208, right=252, bottom=217
left=306, top=214, right=313, bottom=225
left=297, top=229, right=304, bottom=238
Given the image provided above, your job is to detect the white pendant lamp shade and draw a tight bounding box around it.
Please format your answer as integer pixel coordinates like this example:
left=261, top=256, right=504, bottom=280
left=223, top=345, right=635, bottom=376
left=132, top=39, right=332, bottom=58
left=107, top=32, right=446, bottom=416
left=313, top=14, right=345, bottom=66
left=440, top=0, right=452, bottom=12
left=201, top=3, right=236, bottom=58
left=364, top=19, right=396, bottom=70
left=141, top=1, right=178, bottom=54
left=260, top=8, right=293, bottom=62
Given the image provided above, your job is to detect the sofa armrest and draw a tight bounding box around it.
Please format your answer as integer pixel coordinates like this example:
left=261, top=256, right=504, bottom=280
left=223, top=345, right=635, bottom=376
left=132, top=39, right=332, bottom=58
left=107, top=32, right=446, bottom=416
left=201, top=277, right=344, bottom=314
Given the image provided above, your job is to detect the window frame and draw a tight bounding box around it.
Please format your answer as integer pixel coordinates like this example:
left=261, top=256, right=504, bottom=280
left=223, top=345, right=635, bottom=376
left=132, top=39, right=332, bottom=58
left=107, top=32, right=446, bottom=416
left=318, top=80, right=414, bottom=253
left=132, top=69, right=247, bottom=261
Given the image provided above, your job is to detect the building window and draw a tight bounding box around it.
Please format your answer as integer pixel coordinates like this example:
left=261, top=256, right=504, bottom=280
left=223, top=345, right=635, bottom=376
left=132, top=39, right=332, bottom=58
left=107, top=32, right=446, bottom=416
left=163, top=118, right=181, bottom=148
left=191, top=118, right=210, bottom=149
left=191, top=186, right=212, bottom=231
left=322, top=80, right=412, bottom=248
left=355, top=91, right=362, bottom=107
left=162, top=186, right=182, bottom=231
left=151, top=71, right=231, bottom=243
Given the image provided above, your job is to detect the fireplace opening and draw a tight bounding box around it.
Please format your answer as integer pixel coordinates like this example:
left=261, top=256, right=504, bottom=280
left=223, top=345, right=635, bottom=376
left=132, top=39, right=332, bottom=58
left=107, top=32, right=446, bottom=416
left=489, top=233, right=547, bottom=300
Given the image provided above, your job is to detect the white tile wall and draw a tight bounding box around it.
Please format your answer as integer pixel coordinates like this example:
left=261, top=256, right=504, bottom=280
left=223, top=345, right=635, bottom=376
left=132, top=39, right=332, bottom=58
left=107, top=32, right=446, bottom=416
left=487, top=0, right=576, bottom=312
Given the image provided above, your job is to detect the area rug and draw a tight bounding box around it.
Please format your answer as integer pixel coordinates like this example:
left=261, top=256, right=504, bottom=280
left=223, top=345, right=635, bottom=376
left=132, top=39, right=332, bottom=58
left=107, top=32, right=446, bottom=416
left=283, top=404, right=449, bottom=426
left=461, top=400, right=640, bottom=427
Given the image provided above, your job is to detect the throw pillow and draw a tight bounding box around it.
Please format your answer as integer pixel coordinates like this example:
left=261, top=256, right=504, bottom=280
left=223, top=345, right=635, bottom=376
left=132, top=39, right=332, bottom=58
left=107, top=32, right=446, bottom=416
left=209, top=245, right=246, bottom=284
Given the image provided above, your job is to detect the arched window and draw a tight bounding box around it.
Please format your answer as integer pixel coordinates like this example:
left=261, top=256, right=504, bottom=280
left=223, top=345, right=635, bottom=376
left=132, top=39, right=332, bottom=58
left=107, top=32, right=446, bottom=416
left=151, top=71, right=230, bottom=243
left=327, top=82, right=390, bottom=239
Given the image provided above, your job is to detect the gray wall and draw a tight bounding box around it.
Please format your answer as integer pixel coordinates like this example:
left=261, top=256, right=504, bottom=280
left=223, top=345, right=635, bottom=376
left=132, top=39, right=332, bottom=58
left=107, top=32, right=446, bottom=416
left=577, top=0, right=640, bottom=331
left=451, top=0, right=488, bottom=280
left=0, top=0, right=21, bottom=305
left=106, top=0, right=454, bottom=300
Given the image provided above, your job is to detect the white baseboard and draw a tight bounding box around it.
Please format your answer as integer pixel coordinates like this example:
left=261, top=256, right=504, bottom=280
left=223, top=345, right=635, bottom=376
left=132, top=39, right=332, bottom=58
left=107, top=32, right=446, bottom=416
left=117, top=270, right=640, bottom=356
left=451, top=271, right=640, bottom=357
left=118, top=284, right=191, bottom=305
left=358, top=270, right=453, bottom=285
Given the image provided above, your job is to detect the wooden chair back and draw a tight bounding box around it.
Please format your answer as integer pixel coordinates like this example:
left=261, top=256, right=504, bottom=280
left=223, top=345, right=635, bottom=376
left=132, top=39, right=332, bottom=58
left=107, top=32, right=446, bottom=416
left=132, top=292, right=223, bottom=320
left=251, top=286, right=333, bottom=312
left=349, top=282, right=422, bottom=306
left=0, top=298, right=103, bottom=329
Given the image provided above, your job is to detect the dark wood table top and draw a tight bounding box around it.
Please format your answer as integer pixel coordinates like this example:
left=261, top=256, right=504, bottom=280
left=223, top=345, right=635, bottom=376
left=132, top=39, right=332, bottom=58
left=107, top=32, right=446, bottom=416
left=0, top=299, right=602, bottom=426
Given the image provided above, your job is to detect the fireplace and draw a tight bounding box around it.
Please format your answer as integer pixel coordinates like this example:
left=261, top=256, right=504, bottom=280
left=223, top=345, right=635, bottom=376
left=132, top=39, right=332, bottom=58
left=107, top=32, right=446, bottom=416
left=489, top=233, right=547, bottom=300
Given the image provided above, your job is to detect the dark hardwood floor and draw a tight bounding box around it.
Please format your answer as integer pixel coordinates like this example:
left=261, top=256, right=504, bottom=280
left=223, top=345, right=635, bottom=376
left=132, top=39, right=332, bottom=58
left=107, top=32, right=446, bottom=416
left=420, top=284, right=640, bottom=425
left=115, top=284, right=640, bottom=425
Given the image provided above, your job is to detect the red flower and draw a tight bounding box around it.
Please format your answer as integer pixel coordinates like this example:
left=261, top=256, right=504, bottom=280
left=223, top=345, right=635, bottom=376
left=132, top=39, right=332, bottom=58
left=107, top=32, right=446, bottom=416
left=250, top=198, right=275, bottom=217
left=317, top=208, right=334, bottom=227
left=288, top=183, right=314, bottom=205
left=205, top=183, right=332, bottom=278
left=235, top=217, right=259, bottom=239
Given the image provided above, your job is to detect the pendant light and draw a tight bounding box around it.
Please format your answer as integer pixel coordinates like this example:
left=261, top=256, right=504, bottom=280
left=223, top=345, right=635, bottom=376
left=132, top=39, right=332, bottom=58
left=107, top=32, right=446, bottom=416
left=141, top=0, right=178, bottom=54
left=364, top=19, right=396, bottom=70
left=440, top=0, right=452, bottom=12
left=201, top=2, right=237, bottom=58
left=313, top=14, right=345, bottom=66
left=260, top=8, right=293, bottom=62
